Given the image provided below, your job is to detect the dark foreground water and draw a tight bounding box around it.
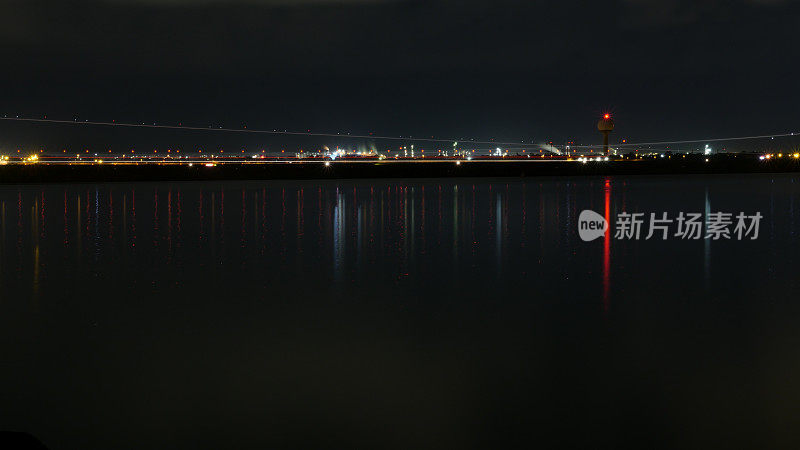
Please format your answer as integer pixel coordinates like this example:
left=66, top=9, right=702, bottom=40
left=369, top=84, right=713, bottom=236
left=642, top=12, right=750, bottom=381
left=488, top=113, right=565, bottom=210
left=1, top=175, right=799, bottom=449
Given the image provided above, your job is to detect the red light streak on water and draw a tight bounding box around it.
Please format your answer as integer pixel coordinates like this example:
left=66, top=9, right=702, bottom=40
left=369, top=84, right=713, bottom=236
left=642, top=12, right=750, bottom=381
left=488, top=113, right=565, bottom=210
left=368, top=186, right=375, bottom=253
left=384, top=186, right=390, bottom=243
left=420, top=185, right=426, bottom=254
left=298, top=187, right=304, bottom=241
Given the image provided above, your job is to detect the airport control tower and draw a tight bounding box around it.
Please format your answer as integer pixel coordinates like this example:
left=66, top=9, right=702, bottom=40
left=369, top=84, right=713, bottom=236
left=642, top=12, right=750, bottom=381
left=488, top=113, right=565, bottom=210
left=597, top=113, right=614, bottom=155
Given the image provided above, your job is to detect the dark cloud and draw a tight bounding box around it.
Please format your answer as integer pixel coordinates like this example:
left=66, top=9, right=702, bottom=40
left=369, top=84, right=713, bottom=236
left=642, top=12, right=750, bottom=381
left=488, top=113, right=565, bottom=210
left=0, top=1, right=610, bottom=73
left=0, top=0, right=798, bottom=148
left=1, top=0, right=793, bottom=73
left=102, top=0, right=398, bottom=4
left=620, top=0, right=791, bottom=27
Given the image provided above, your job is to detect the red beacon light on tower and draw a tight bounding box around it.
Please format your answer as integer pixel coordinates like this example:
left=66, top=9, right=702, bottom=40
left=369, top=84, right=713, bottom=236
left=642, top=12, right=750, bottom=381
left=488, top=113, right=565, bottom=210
left=597, top=113, right=615, bottom=155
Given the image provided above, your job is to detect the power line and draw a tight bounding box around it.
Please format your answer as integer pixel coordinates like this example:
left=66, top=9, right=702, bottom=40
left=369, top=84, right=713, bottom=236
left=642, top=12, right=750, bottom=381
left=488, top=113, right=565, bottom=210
left=615, top=132, right=799, bottom=147
left=1, top=116, right=797, bottom=149
left=0, top=117, right=536, bottom=147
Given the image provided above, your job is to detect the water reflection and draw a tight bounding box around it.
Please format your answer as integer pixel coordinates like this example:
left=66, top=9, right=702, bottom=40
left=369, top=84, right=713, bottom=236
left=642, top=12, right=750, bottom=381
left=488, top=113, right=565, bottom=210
left=1, top=176, right=798, bottom=311
left=3, top=176, right=800, bottom=450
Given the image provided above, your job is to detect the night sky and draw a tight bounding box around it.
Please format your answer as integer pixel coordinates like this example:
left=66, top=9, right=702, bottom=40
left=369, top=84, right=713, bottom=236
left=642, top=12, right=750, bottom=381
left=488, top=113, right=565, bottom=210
left=1, top=0, right=798, bottom=152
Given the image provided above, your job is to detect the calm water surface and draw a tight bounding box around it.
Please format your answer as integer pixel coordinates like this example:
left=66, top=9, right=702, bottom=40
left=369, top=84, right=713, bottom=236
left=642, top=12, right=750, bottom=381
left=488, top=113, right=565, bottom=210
left=1, top=175, right=799, bottom=449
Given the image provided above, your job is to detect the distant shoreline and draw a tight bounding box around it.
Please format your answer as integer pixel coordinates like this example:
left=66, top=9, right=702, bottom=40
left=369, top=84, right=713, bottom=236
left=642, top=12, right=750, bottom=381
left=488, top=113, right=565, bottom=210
left=1, top=155, right=798, bottom=183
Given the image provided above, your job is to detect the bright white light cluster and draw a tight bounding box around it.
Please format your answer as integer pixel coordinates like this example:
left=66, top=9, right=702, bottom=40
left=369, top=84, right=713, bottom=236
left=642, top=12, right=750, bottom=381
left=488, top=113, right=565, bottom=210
left=576, top=156, right=609, bottom=163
